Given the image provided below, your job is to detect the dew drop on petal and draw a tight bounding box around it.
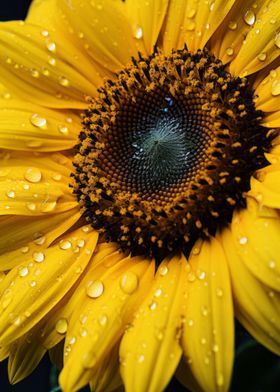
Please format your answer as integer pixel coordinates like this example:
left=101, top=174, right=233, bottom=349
left=217, top=373, right=224, bottom=386
left=228, top=21, right=237, bottom=30
left=119, top=271, right=139, bottom=294
left=216, top=287, right=224, bottom=297
left=48, top=57, right=56, bottom=66
left=19, top=266, right=29, bottom=277
left=32, top=251, right=45, bottom=263
left=159, top=265, right=168, bottom=276
left=271, top=80, right=280, bottom=96
left=46, top=41, right=56, bottom=52
left=154, top=288, right=162, bottom=297
left=30, top=113, right=47, bottom=128
left=239, top=236, right=248, bottom=245
left=268, top=260, right=276, bottom=269
left=149, top=301, right=157, bottom=311
left=24, top=167, right=42, bottom=183
left=132, top=24, right=143, bottom=39
left=86, top=280, right=104, bottom=298
left=41, top=30, right=49, bottom=37
left=58, top=125, right=69, bottom=135
left=26, top=202, right=37, bottom=211
left=52, top=173, right=62, bottom=181
left=6, top=190, right=15, bottom=198
left=137, top=354, right=145, bottom=363
left=59, top=76, right=70, bottom=87
left=257, top=52, right=266, bottom=62
left=226, top=47, right=234, bottom=56
left=98, top=314, right=108, bottom=327
left=243, top=10, right=255, bottom=26
left=59, top=240, right=72, bottom=250
left=21, top=246, right=29, bottom=254
left=55, top=318, right=68, bottom=334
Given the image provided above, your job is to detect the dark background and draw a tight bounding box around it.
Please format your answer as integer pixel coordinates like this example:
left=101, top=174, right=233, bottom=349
left=0, top=1, right=280, bottom=392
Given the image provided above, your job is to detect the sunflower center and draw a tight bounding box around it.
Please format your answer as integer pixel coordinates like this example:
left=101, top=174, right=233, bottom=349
left=73, top=48, right=272, bottom=260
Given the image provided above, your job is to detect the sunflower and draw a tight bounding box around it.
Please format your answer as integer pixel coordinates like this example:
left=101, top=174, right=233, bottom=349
left=0, top=0, right=280, bottom=391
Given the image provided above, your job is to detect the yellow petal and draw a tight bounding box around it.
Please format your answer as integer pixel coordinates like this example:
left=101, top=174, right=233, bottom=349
left=0, top=208, right=81, bottom=271
left=26, top=0, right=57, bottom=29
left=120, top=255, right=188, bottom=392
left=89, top=342, right=123, bottom=392
left=182, top=238, right=234, bottom=392
left=0, top=22, right=98, bottom=109
left=59, top=255, right=155, bottom=392
left=175, top=358, right=204, bottom=392
left=262, top=110, right=280, bottom=128
left=0, top=151, right=77, bottom=216
left=229, top=200, right=280, bottom=291
left=58, top=0, right=144, bottom=74
left=0, top=99, right=79, bottom=151
left=0, top=345, right=9, bottom=361
left=0, top=226, right=98, bottom=346
left=229, top=1, right=280, bottom=77
left=249, top=162, right=280, bottom=208
left=221, top=228, right=280, bottom=355
left=40, top=243, right=121, bottom=350
left=126, top=0, right=168, bottom=54
left=8, top=329, right=46, bottom=384
left=254, top=65, right=280, bottom=111
left=162, top=0, right=235, bottom=53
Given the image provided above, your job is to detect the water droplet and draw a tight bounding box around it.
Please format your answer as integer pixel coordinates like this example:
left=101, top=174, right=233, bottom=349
left=59, top=240, right=72, bottom=250
left=19, top=266, right=29, bottom=277
left=41, top=201, right=57, bottom=212
left=69, top=336, right=76, bottom=344
left=275, top=33, right=280, bottom=49
left=200, top=337, right=207, bottom=345
left=187, top=8, right=196, bottom=18
left=52, top=173, right=62, bottom=181
left=30, top=113, right=47, bottom=128
left=258, top=52, right=267, bottom=61
left=98, top=314, right=108, bottom=327
left=33, top=251, right=45, bottom=263
left=187, top=272, right=196, bottom=282
left=268, top=260, right=276, bottom=269
left=6, top=190, right=15, bottom=198
left=201, top=305, right=209, bottom=316
left=83, top=351, right=97, bottom=369
left=48, top=57, right=56, bottom=66
left=55, top=318, right=68, bottom=334
left=77, top=239, right=85, bottom=248
left=216, top=373, right=224, bottom=386
left=31, top=69, right=40, bottom=78
left=59, top=76, right=70, bottom=87
left=133, top=24, right=143, bottom=39
left=26, top=202, right=37, bottom=211
left=187, top=319, right=194, bottom=327
left=58, top=125, right=69, bottom=135
left=226, top=47, right=234, bottom=56
left=21, top=246, right=29, bottom=254
left=86, top=280, right=104, bottom=298
left=149, top=301, right=157, bottom=311
left=186, top=21, right=196, bottom=31
left=137, top=354, right=145, bottom=363
left=216, top=288, right=223, bottom=297
left=154, top=288, right=162, bottom=297
left=159, top=265, right=168, bottom=276
left=239, top=236, right=248, bottom=245
left=119, top=271, right=139, bottom=294
left=46, top=41, right=56, bottom=52
left=243, top=10, right=255, bottom=26
left=24, top=167, right=42, bottom=183
left=198, top=270, right=206, bottom=280
left=33, top=236, right=46, bottom=245
left=212, top=343, right=219, bottom=352
left=271, top=80, right=280, bottom=96
left=30, top=280, right=37, bottom=287
left=228, top=21, right=237, bottom=30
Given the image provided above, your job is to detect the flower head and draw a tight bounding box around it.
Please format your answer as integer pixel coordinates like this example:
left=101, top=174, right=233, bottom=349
left=0, top=1, right=280, bottom=391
